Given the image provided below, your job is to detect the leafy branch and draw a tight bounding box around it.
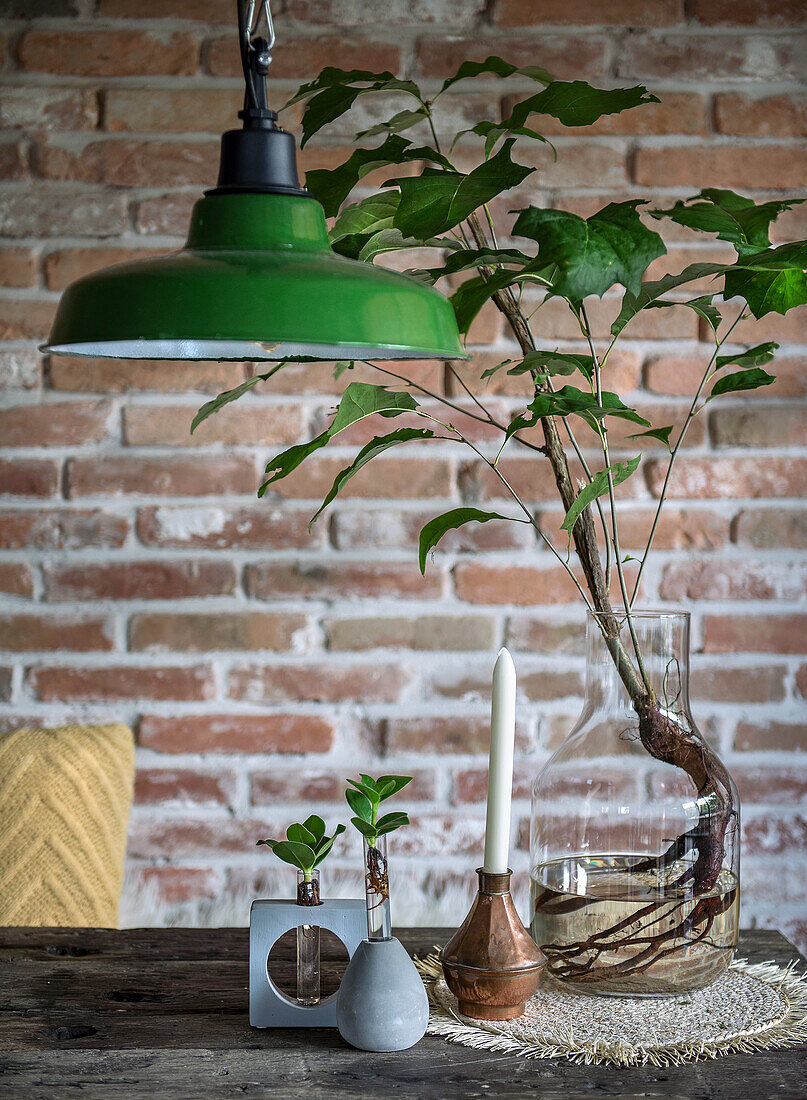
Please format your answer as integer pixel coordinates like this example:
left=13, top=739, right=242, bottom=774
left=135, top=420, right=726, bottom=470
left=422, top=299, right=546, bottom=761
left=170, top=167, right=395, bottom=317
left=204, top=60, right=807, bottom=907
left=240, top=57, right=804, bottom=684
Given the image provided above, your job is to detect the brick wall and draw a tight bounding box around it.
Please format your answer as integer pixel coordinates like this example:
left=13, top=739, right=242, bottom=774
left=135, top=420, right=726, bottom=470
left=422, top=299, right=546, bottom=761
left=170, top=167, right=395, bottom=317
left=0, top=1, right=805, bottom=944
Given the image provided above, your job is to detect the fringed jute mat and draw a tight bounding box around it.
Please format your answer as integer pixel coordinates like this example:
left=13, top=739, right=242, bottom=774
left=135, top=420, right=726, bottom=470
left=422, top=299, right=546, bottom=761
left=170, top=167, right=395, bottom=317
left=415, top=952, right=807, bottom=1067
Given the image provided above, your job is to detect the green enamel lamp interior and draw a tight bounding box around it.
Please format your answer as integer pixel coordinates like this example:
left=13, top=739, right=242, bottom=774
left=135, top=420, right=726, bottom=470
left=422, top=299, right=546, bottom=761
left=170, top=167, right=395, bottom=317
left=44, top=192, right=466, bottom=362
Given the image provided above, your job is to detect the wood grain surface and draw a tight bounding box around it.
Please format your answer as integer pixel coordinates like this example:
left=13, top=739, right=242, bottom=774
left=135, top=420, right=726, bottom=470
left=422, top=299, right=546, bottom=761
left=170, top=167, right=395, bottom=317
left=0, top=927, right=804, bottom=1099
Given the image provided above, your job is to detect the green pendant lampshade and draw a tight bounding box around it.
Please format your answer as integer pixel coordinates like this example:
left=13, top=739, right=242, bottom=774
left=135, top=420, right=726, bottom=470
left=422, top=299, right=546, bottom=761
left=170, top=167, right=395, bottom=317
left=44, top=189, right=466, bottom=362
left=44, top=1, right=465, bottom=364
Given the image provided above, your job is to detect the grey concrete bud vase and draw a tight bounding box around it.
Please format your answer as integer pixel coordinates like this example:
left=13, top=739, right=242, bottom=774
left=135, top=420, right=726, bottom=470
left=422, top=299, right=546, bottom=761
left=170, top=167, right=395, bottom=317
left=336, top=937, right=429, bottom=1051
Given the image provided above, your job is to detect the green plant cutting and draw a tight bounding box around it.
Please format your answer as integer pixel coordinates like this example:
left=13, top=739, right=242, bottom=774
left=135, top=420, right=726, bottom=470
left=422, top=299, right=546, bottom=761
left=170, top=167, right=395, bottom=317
left=257, top=815, right=345, bottom=904
left=207, top=57, right=807, bottom=979
left=345, top=774, right=412, bottom=933
left=345, top=774, right=412, bottom=846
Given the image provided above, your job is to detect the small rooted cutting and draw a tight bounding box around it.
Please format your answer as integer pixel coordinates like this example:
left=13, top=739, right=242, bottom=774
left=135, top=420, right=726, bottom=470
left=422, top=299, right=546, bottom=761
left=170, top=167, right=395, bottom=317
left=346, top=774, right=412, bottom=926
left=257, top=815, right=345, bottom=905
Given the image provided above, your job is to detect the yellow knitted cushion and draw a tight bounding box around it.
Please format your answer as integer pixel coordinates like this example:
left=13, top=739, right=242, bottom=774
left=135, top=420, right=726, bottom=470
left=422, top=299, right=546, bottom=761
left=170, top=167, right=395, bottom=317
left=0, top=723, right=135, bottom=927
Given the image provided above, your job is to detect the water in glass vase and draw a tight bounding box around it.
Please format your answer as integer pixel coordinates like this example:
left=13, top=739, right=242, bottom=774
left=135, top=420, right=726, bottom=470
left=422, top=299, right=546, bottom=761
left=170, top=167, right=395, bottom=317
left=530, top=855, right=739, bottom=997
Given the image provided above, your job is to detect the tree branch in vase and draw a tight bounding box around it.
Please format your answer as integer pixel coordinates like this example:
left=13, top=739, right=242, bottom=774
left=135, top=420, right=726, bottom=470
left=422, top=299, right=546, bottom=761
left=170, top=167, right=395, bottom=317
left=197, top=60, right=807, bottom=988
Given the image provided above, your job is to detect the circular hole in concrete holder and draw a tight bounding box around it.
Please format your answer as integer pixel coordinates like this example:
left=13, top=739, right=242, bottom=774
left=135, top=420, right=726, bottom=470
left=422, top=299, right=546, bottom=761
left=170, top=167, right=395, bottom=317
left=267, top=927, right=350, bottom=1005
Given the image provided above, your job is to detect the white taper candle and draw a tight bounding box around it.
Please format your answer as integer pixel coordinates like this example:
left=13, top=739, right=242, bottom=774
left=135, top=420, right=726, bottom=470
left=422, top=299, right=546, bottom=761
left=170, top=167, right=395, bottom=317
left=483, top=647, right=517, bottom=875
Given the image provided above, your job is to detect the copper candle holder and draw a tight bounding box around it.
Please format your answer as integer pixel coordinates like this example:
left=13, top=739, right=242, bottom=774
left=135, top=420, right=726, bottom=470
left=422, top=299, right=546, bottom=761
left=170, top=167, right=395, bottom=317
left=439, top=868, right=543, bottom=1020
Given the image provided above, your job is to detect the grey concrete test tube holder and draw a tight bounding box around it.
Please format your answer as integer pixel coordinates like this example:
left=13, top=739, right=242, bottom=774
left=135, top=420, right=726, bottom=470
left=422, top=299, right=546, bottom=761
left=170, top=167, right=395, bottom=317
left=250, top=898, right=367, bottom=1027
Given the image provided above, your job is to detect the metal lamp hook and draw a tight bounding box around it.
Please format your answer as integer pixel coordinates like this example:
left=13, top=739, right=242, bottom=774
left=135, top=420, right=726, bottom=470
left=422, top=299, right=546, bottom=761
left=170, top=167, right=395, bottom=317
left=238, top=0, right=276, bottom=113
left=246, top=0, right=275, bottom=64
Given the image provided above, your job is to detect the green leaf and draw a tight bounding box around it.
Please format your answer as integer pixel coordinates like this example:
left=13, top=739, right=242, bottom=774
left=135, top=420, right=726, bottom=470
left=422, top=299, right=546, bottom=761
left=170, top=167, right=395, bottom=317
left=438, top=55, right=553, bottom=95
left=438, top=247, right=535, bottom=278
left=305, top=135, right=417, bottom=217
left=720, top=240, right=807, bottom=318
left=311, top=826, right=346, bottom=866
left=283, top=840, right=318, bottom=866
left=259, top=383, right=420, bottom=496
left=350, top=817, right=377, bottom=841
left=286, top=67, right=388, bottom=108
left=356, top=228, right=412, bottom=263
left=299, top=85, right=366, bottom=145
left=375, top=775, right=413, bottom=799
left=329, top=193, right=458, bottom=261
left=329, top=192, right=400, bottom=249
left=610, top=262, right=727, bottom=337
left=581, top=391, right=650, bottom=427
left=708, top=367, right=776, bottom=402
left=449, top=261, right=551, bottom=334
left=266, top=840, right=317, bottom=873
left=329, top=382, right=418, bottom=432
left=735, top=241, right=807, bottom=269
left=192, top=367, right=284, bottom=433
left=514, top=200, right=666, bottom=299
left=480, top=358, right=514, bottom=379
left=347, top=777, right=381, bottom=802
left=308, top=138, right=453, bottom=217
left=506, top=350, right=593, bottom=381
left=333, top=360, right=354, bottom=379
left=393, top=139, right=534, bottom=238
left=418, top=508, right=510, bottom=573
left=724, top=263, right=807, bottom=319
left=715, top=342, right=778, bottom=370
left=507, top=386, right=649, bottom=439
left=356, top=227, right=457, bottom=263
left=284, top=69, right=423, bottom=147
left=346, top=787, right=373, bottom=822
left=287, top=822, right=317, bottom=846
left=359, top=773, right=379, bottom=790
left=303, top=815, right=326, bottom=845
left=449, top=271, right=515, bottom=335
left=312, top=838, right=335, bottom=866
left=505, top=81, right=658, bottom=129
left=561, top=455, right=641, bottom=541
left=641, top=293, right=724, bottom=337
left=376, top=810, right=408, bottom=827
left=460, top=119, right=553, bottom=159
left=375, top=811, right=409, bottom=836
left=308, top=427, right=434, bottom=524
left=629, top=425, right=674, bottom=448
left=682, top=295, right=723, bottom=336
left=357, top=106, right=429, bottom=138
left=650, top=189, right=805, bottom=256
left=259, top=431, right=331, bottom=495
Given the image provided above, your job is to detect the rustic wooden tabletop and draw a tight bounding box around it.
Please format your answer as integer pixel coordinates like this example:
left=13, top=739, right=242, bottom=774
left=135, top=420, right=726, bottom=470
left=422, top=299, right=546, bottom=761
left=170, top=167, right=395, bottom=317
left=0, top=926, right=805, bottom=1099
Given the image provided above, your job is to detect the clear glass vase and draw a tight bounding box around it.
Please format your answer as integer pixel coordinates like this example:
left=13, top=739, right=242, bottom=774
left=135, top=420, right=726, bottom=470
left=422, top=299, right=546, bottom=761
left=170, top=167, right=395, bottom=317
left=363, top=835, right=391, bottom=940
left=530, top=609, right=740, bottom=997
left=296, top=868, right=321, bottom=1006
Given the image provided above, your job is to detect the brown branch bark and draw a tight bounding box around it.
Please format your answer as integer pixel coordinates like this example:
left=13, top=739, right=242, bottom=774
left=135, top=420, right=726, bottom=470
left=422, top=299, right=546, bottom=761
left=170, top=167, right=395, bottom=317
left=465, top=212, right=644, bottom=699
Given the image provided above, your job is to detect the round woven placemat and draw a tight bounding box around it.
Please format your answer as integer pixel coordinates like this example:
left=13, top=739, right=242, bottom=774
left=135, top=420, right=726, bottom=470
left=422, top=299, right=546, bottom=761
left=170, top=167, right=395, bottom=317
left=416, top=953, right=807, bottom=1066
